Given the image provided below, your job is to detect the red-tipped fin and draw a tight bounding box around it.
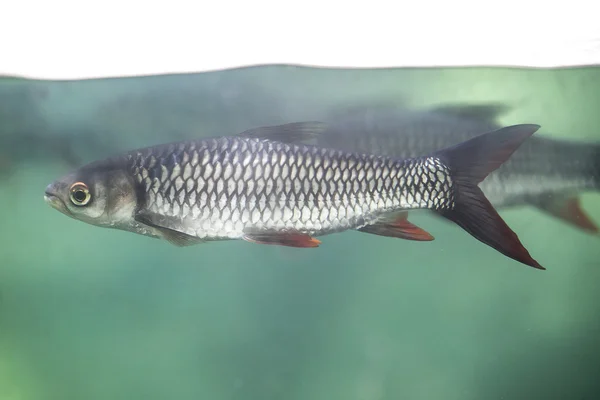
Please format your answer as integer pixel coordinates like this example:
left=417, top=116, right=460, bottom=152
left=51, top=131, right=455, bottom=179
left=433, top=124, right=545, bottom=270
left=242, top=230, right=321, bottom=248
left=357, top=212, right=435, bottom=241
left=532, top=196, right=599, bottom=234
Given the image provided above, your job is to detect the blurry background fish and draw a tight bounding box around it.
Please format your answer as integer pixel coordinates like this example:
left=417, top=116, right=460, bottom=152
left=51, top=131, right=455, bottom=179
left=0, top=70, right=292, bottom=177
left=1, top=66, right=600, bottom=400
left=314, top=102, right=600, bottom=234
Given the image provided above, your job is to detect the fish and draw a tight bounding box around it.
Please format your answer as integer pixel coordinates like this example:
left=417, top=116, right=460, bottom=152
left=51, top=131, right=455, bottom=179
left=0, top=80, right=114, bottom=177
left=44, top=121, right=544, bottom=270
left=0, top=129, right=117, bottom=181
left=316, top=103, right=600, bottom=233
left=0, top=74, right=288, bottom=179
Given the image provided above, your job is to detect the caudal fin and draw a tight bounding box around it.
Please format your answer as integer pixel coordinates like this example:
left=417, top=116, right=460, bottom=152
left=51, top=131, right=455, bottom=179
left=433, top=124, right=545, bottom=270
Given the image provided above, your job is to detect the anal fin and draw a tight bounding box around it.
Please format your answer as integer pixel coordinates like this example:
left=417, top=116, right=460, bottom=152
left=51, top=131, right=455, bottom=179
left=135, top=212, right=205, bottom=247
left=242, top=229, right=321, bottom=248
left=531, top=195, right=599, bottom=234
left=357, top=212, right=435, bottom=241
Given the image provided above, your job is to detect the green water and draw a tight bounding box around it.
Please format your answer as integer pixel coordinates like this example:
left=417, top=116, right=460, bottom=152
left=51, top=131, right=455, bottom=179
left=1, top=66, right=599, bottom=400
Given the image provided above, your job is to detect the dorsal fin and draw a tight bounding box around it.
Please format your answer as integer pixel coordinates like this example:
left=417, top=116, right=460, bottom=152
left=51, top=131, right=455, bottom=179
left=238, top=122, right=327, bottom=144
left=430, top=103, right=510, bottom=123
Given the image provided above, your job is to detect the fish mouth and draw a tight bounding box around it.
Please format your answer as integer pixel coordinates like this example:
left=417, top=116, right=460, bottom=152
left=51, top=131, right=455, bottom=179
left=44, top=192, right=58, bottom=205
left=44, top=187, right=71, bottom=216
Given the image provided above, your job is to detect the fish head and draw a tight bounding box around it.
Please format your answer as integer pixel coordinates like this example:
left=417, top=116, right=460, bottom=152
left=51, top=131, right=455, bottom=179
left=44, top=157, right=137, bottom=229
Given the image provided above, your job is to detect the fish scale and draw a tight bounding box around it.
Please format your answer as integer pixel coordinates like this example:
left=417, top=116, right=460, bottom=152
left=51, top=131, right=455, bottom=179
left=127, top=136, right=452, bottom=240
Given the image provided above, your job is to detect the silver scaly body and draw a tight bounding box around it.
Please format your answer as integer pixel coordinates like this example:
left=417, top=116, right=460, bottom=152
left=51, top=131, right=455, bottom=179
left=129, top=137, right=453, bottom=240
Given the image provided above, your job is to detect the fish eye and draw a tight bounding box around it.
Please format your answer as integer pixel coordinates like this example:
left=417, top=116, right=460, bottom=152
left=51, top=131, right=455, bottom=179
left=69, top=182, right=91, bottom=206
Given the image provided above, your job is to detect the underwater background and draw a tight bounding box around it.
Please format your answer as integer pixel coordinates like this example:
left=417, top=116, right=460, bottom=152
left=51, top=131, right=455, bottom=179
left=1, top=66, right=599, bottom=400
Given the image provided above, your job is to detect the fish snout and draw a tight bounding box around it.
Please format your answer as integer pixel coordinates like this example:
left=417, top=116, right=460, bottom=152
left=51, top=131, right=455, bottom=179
left=44, top=182, right=57, bottom=201
left=43, top=182, right=66, bottom=211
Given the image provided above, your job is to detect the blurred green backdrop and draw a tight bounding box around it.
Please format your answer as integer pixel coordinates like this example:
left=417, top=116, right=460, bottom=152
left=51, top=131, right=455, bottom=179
left=1, top=66, right=599, bottom=400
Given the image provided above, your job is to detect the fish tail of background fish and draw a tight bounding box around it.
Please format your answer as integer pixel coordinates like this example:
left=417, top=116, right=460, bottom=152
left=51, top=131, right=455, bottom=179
left=430, top=124, right=544, bottom=270
left=510, top=136, right=600, bottom=234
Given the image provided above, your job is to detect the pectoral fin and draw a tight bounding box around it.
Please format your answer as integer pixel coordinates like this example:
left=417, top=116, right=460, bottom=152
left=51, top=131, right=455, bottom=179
left=242, top=229, right=321, bottom=248
left=134, top=211, right=205, bottom=246
left=530, top=195, right=599, bottom=234
left=238, top=122, right=327, bottom=144
left=357, top=212, right=435, bottom=241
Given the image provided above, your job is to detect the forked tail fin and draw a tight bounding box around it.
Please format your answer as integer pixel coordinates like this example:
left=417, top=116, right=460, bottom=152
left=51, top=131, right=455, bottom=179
left=433, top=124, right=545, bottom=270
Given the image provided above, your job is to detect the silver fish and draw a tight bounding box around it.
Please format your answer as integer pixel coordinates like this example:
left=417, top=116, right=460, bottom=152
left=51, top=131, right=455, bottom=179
left=44, top=122, right=544, bottom=269
left=318, top=103, right=600, bottom=233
